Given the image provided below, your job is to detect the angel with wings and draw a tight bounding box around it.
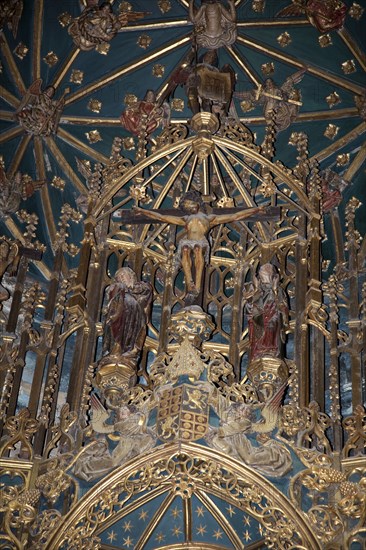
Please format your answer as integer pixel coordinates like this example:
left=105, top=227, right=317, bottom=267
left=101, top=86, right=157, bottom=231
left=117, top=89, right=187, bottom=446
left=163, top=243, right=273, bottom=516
left=208, top=382, right=292, bottom=477
left=0, top=0, right=23, bottom=37
left=15, top=79, right=67, bottom=136
left=73, top=394, right=155, bottom=481
left=277, top=0, right=347, bottom=33
left=235, top=68, right=306, bottom=131
left=68, top=0, right=148, bottom=52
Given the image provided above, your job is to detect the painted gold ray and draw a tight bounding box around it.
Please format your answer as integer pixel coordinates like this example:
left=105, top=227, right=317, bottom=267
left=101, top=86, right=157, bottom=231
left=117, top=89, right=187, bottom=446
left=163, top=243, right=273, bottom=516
left=32, top=0, right=44, bottom=81
left=51, top=47, right=80, bottom=90
left=57, top=127, right=110, bottom=164
left=34, top=136, right=57, bottom=243
left=311, top=121, right=366, bottom=162
left=196, top=489, right=245, bottom=549
left=0, top=110, right=15, bottom=121
left=236, top=34, right=365, bottom=94
left=59, top=116, right=121, bottom=126
left=122, top=19, right=190, bottom=33
left=44, top=136, right=86, bottom=194
left=237, top=19, right=309, bottom=28
left=5, top=218, right=52, bottom=280
left=134, top=492, right=176, bottom=550
left=0, top=126, right=23, bottom=144
left=0, top=86, right=20, bottom=109
left=344, top=141, right=366, bottom=181
left=7, top=134, right=32, bottom=176
left=238, top=108, right=359, bottom=126
left=227, top=45, right=262, bottom=88
left=65, top=35, right=191, bottom=106
left=95, top=485, right=169, bottom=534
left=338, top=28, right=366, bottom=73
left=0, top=31, right=26, bottom=96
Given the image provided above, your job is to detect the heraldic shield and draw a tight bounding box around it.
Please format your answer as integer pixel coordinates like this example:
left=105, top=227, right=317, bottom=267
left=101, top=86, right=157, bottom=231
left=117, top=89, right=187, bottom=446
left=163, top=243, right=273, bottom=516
left=157, top=384, right=209, bottom=442
left=197, top=66, right=233, bottom=104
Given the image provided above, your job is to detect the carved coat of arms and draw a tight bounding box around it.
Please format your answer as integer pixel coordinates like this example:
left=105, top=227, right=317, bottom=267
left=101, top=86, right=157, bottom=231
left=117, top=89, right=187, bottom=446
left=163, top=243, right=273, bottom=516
left=157, top=384, right=209, bottom=442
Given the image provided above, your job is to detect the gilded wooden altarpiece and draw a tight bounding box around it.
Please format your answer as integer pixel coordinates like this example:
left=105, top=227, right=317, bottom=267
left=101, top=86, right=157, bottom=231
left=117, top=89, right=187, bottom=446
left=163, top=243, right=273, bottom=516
left=0, top=1, right=365, bottom=549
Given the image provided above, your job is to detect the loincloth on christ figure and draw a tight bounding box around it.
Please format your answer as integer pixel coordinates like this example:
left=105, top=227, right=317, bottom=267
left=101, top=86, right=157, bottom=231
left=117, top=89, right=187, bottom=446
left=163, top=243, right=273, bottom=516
left=175, top=238, right=210, bottom=270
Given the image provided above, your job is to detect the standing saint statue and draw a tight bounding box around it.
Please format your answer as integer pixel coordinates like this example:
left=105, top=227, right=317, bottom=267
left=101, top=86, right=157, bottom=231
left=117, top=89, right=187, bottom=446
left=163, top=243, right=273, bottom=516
left=135, top=191, right=264, bottom=295
left=103, top=267, right=152, bottom=365
left=189, top=0, right=237, bottom=49
left=244, top=264, right=288, bottom=362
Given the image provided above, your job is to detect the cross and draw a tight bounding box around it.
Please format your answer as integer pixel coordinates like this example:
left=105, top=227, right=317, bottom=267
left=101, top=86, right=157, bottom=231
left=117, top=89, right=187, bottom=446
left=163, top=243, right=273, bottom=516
left=120, top=203, right=280, bottom=306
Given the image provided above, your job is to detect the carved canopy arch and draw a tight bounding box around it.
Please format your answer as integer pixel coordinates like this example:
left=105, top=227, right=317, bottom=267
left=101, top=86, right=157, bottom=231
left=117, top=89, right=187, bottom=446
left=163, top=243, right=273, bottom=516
left=45, top=442, right=321, bottom=550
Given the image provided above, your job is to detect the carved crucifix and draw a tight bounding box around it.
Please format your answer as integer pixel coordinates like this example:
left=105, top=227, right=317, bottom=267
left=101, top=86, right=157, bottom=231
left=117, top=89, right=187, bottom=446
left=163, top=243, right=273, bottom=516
left=121, top=191, right=279, bottom=301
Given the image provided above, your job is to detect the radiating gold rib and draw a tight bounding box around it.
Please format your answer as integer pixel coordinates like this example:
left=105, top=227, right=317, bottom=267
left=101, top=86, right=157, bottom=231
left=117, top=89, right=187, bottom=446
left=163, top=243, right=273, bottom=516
left=0, top=31, right=26, bottom=96
left=344, top=141, right=366, bottom=181
left=338, top=28, right=366, bottom=73
left=0, top=110, right=15, bottom=121
left=140, top=145, right=193, bottom=241
left=237, top=34, right=365, bottom=94
left=32, top=0, right=44, bottom=81
left=142, top=149, right=184, bottom=189
left=185, top=153, right=198, bottom=192
left=237, top=19, right=309, bottom=27
left=5, top=218, right=52, bottom=280
left=44, top=136, right=86, bottom=194
left=311, top=121, right=366, bottom=162
left=122, top=19, right=190, bottom=32
left=57, top=127, right=110, bottom=164
left=59, top=116, right=121, bottom=126
left=239, top=108, right=359, bottom=126
left=0, top=86, right=20, bottom=108
left=34, top=137, right=57, bottom=243
left=0, top=126, right=23, bottom=144
left=135, top=492, right=176, bottom=550
left=51, top=48, right=80, bottom=90
left=196, top=490, right=245, bottom=549
left=8, top=134, right=31, bottom=176
left=94, top=485, right=169, bottom=534
left=227, top=45, right=262, bottom=87
left=211, top=153, right=228, bottom=197
left=65, top=35, right=191, bottom=105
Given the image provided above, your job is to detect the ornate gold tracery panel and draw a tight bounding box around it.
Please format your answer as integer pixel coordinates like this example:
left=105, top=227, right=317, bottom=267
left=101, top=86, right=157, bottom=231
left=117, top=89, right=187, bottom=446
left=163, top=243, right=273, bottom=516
left=44, top=443, right=321, bottom=550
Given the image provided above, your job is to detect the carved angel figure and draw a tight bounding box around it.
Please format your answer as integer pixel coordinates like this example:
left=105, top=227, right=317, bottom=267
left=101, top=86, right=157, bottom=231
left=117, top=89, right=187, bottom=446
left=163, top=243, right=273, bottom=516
left=0, top=166, right=44, bottom=219
left=235, top=69, right=306, bottom=131
left=0, top=238, right=20, bottom=302
left=208, top=383, right=292, bottom=476
left=120, top=90, right=170, bottom=137
left=0, top=0, right=23, bottom=37
left=320, top=168, right=349, bottom=212
left=189, top=0, right=237, bottom=49
left=68, top=0, right=147, bottom=52
left=73, top=395, right=155, bottom=481
left=15, top=79, right=66, bottom=136
left=244, top=264, right=288, bottom=362
left=277, top=0, right=347, bottom=33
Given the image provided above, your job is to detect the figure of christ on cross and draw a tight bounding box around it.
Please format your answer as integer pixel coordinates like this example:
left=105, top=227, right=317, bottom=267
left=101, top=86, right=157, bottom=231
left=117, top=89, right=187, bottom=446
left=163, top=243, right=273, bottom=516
left=133, top=191, right=269, bottom=296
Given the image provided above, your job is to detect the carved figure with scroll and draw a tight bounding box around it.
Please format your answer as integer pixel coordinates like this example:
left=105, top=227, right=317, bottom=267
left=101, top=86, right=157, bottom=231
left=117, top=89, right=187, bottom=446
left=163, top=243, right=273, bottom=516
left=68, top=1, right=148, bottom=52
left=277, top=0, right=347, bottom=33
left=15, top=79, right=67, bottom=136
left=103, top=267, right=152, bottom=365
left=208, top=382, right=292, bottom=476
left=189, top=0, right=237, bottom=49
left=120, top=90, right=170, bottom=137
left=235, top=69, right=306, bottom=131
left=244, top=264, right=288, bottom=362
left=135, top=191, right=264, bottom=296
left=0, top=238, right=20, bottom=303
